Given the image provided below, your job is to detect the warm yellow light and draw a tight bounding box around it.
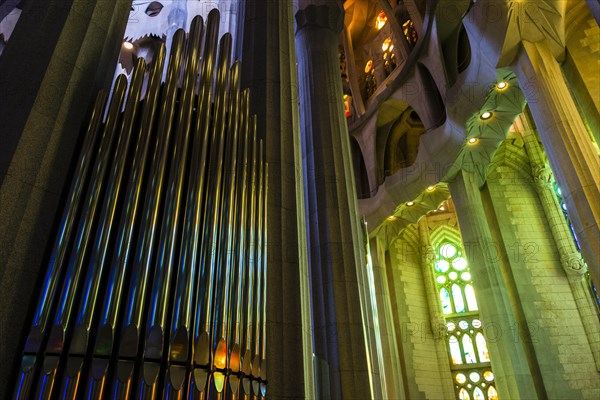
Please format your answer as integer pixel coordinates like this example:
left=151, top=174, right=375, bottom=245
left=496, top=81, right=508, bottom=90
left=468, top=137, right=478, bottom=144
left=364, top=59, right=373, bottom=73
left=406, top=201, right=415, bottom=207
left=426, top=186, right=435, bottom=192
left=480, top=111, right=493, bottom=120
left=440, top=206, right=446, bottom=211
left=387, top=215, right=397, bottom=221
left=123, top=41, right=134, bottom=50
left=376, top=11, right=387, bottom=30
left=382, top=37, right=392, bottom=52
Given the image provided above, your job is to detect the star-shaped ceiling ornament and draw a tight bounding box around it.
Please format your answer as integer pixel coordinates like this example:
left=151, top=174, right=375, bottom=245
left=499, top=0, right=565, bottom=66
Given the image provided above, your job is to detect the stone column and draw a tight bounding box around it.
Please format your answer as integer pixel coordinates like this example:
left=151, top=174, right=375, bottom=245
left=295, top=4, right=373, bottom=399
left=449, top=171, right=540, bottom=400
left=370, top=236, right=405, bottom=400
left=515, top=40, right=600, bottom=284
left=0, top=0, right=131, bottom=397
left=517, top=113, right=600, bottom=369
left=241, top=1, right=315, bottom=398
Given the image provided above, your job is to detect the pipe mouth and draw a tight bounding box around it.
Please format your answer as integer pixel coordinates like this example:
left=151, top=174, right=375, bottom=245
left=194, top=330, right=210, bottom=366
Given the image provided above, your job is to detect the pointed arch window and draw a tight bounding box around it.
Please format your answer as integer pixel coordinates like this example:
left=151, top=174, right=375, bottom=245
left=433, top=240, right=498, bottom=399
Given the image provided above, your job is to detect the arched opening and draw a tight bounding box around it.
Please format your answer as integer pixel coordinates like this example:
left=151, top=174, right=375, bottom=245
left=416, top=64, right=446, bottom=128
left=350, top=137, right=371, bottom=198
left=457, top=24, right=471, bottom=73
left=376, top=100, right=426, bottom=178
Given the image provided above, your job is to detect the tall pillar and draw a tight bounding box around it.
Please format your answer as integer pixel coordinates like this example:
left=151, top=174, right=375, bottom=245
left=515, top=40, right=600, bottom=284
left=241, top=1, right=315, bottom=398
left=295, top=3, right=373, bottom=399
left=517, top=112, right=600, bottom=369
left=370, top=236, right=405, bottom=400
left=449, top=171, right=540, bottom=400
left=0, top=0, right=131, bottom=397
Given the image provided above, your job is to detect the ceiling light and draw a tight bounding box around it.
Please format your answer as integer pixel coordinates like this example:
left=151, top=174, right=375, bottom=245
left=440, top=206, right=446, bottom=211
left=468, top=137, right=478, bottom=144
left=123, top=41, right=134, bottom=50
left=387, top=216, right=397, bottom=221
left=480, top=111, right=493, bottom=120
left=427, top=186, right=435, bottom=192
left=406, top=201, right=415, bottom=207
left=496, top=81, right=508, bottom=90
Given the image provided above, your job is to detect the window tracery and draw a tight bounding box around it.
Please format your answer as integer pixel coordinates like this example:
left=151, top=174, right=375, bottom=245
left=432, top=240, right=498, bottom=400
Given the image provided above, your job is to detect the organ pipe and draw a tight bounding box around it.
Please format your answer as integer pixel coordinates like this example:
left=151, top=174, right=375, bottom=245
left=13, top=9, right=268, bottom=400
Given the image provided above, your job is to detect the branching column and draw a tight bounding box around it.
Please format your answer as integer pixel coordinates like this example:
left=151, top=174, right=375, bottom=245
left=515, top=40, right=600, bottom=284
left=517, top=113, right=600, bottom=369
left=449, top=171, right=540, bottom=400
left=295, top=4, right=373, bottom=399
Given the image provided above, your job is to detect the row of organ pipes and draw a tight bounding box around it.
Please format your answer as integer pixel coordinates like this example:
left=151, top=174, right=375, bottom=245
left=14, top=10, right=268, bottom=399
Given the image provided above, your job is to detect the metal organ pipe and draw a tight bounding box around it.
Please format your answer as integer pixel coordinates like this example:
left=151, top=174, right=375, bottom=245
left=13, top=8, right=268, bottom=400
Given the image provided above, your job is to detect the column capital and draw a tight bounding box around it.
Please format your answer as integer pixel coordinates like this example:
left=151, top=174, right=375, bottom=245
left=532, top=164, right=553, bottom=188
left=561, top=253, right=588, bottom=276
left=295, top=4, right=344, bottom=34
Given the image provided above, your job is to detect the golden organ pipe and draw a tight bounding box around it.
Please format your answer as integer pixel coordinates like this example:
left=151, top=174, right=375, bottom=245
left=112, top=29, right=185, bottom=398
left=213, top=60, right=242, bottom=398
left=161, top=15, right=204, bottom=397
left=57, top=56, right=147, bottom=398
left=261, top=161, right=269, bottom=397
left=33, top=74, right=128, bottom=399
left=86, top=41, right=166, bottom=397
left=13, top=89, right=108, bottom=400
left=136, top=28, right=188, bottom=397
left=13, top=8, right=269, bottom=399
left=241, top=116, right=258, bottom=399
left=252, top=140, right=265, bottom=397
left=192, top=26, right=232, bottom=396
left=189, top=13, right=221, bottom=391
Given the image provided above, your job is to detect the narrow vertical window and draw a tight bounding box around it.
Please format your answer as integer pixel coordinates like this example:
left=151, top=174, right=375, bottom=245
left=432, top=240, right=497, bottom=399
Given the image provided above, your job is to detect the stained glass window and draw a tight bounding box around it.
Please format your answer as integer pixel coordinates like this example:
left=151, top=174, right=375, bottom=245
left=554, top=183, right=600, bottom=314
left=432, top=241, right=498, bottom=399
